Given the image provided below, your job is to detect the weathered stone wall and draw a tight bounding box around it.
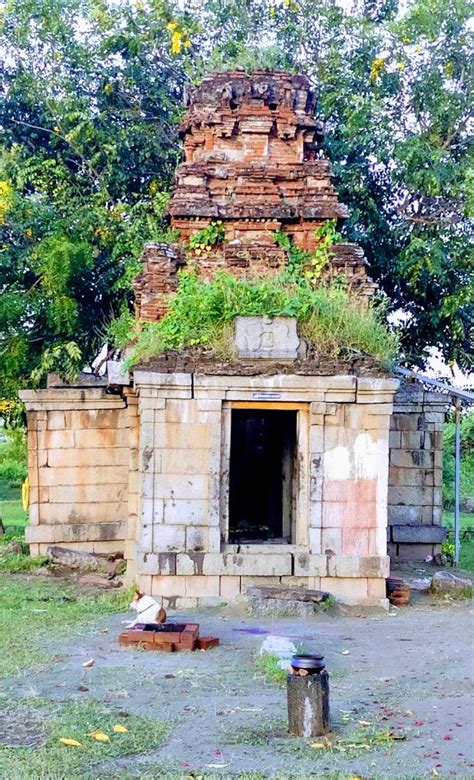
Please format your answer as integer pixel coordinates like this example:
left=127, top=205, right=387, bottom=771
left=132, top=371, right=398, bottom=608
left=388, top=385, right=447, bottom=560
left=19, top=388, right=136, bottom=557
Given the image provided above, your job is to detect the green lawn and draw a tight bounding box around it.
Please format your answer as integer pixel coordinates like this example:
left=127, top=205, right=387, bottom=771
left=0, top=497, right=28, bottom=528
left=442, top=511, right=474, bottom=572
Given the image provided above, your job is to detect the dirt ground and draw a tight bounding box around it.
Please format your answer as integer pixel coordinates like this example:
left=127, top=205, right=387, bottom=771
left=1, top=588, right=473, bottom=779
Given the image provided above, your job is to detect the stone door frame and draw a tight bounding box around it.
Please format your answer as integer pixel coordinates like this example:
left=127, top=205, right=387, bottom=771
left=220, top=400, right=311, bottom=551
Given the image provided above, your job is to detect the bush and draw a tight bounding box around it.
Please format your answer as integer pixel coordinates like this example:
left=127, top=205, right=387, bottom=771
left=122, top=270, right=399, bottom=367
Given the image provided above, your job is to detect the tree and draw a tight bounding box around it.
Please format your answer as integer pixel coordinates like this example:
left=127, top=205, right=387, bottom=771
left=0, top=0, right=190, bottom=404
left=1, top=0, right=472, bottom=413
left=194, top=0, right=473, bottom=370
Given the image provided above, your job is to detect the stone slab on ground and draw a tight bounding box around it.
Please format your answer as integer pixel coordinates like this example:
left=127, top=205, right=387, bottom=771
left=431, top=570, right=473, bottom=593
left=249, top=597, right=324, bottom=618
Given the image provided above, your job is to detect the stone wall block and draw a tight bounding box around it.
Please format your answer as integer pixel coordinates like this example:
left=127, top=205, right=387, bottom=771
left=47, top=411, right=66, bottom=430
left=154, top=474, right=209, bottom=500
left=202, top=552, right=292, bottom=576
left=308, top=527, right=322, bottom=553
left=185, top=575, right=220, bottom=598
left=161, top=448, right=210, bottom=475
left=150, top=575, right=187, bottom=597
left=48, top=448, right=128, bottom=468
left=186, top=526, right=209, bottom=552
left=342, top=528, right=369, bottom=556
left=163, top=498, right=209, bottom=526
left=388, top=505, right=423, bottom=525
left=390, top=449, right=432, bottom=469
left=40, top=502, right=127, bottom=525
left=368, top=527, right=388, bottom=556
left=220, top=576, right=241, bottom=598
left=152, top=524, right=185, bottom=551
left=320, top=576, right=368, bottom=604
left=321, top=527, right=342, bottom=555
left=293, top=553, right=327, bottom=576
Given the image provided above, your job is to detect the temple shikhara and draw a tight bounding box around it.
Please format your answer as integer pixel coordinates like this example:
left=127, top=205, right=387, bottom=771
left=20, top=71, right=447, bottom=607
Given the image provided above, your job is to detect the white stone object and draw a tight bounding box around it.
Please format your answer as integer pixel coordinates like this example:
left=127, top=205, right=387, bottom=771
left=234, top=317, right=299, bottom=359
left=107, top=360, right=130, bottom=385
left=259, top=635, right=297, bottom=662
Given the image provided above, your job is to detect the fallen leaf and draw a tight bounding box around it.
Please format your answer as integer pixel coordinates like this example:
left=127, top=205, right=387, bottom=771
left=88, top=731, right=110, bottom=742
left=113, top=724, right=128, bottom=733
left=310, top=742, right=327, bottom=749
left=82, top=659, right=95, bottom=668
left=206, top=764, right=229, bottom=769
left=358, top=720, right=372, bottom=726
left=59, top=738, right=82, bottom=747
left=341, top=650, right=350, bottom=655
left=432, top=770, right=439, bottom=777
left=405, top=710, right=413, bottom=716
left=77, top=685, right=89, bottom=692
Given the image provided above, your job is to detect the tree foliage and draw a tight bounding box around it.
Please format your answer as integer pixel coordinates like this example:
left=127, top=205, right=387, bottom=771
left=1, top=0, right=472, bottom=409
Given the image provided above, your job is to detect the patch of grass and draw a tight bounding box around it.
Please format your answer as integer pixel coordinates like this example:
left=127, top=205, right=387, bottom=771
left=0, top=498, right=28, bottom=527
left=0, top=575, right=132, bottom=679
left=254, top=652, right=288, bottom=685
left=0, top=550, right=49, bottom=573
left=279, top=725, right=397, bottom=761
left=442, top=511, right=474, bottom=572
left=0, top=428, right=27, bottom=501
left=118, top=270, right=398, bottom=366
left=223, top=717, right=287, bottom=746
left=0, top=697, right=168, bottom=779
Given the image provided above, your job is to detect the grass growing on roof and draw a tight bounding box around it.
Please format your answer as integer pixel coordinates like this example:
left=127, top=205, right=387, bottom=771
left=121, top=270, right=398, bottom=366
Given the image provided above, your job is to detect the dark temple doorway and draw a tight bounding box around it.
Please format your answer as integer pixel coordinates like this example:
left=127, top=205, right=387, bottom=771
left=228, top=409, right=297, bottom=543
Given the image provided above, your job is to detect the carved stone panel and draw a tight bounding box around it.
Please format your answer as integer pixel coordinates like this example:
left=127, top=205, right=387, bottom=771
left=234, top=316, right=299, bottom=359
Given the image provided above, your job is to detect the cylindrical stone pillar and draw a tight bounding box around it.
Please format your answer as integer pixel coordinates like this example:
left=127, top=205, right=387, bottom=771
left=287, top=670, right=330, bottom=738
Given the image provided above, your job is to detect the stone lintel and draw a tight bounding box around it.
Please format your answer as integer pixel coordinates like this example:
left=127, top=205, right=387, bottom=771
left=134, top=372, right=192, bottom=399
left=391, top=524, right=447, bottom=543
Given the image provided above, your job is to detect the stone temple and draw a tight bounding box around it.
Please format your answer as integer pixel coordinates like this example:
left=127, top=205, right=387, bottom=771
left=20, top=71, right=447, bottom=607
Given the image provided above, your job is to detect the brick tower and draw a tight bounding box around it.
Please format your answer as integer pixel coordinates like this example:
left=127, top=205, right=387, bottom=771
left=134, top=70, right=374, bottom=321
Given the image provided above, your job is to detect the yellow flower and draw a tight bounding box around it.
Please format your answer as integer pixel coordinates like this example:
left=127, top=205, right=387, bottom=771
left=149, top=180, right=158, bottom=195
left=0, top=180, right=13, bottom=224
left=166, top=21, right=177, bottom=31
left=397, top=62, right=406, bottom=71
left=25, top=228, right=33, bottom=237
left=370, top=57, right=385, bottom=81
left=104, top=82, right=113, bottom=94
left=171, top=30, right=182, bottom=54
left=184, top=39, right=192, bottom=48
